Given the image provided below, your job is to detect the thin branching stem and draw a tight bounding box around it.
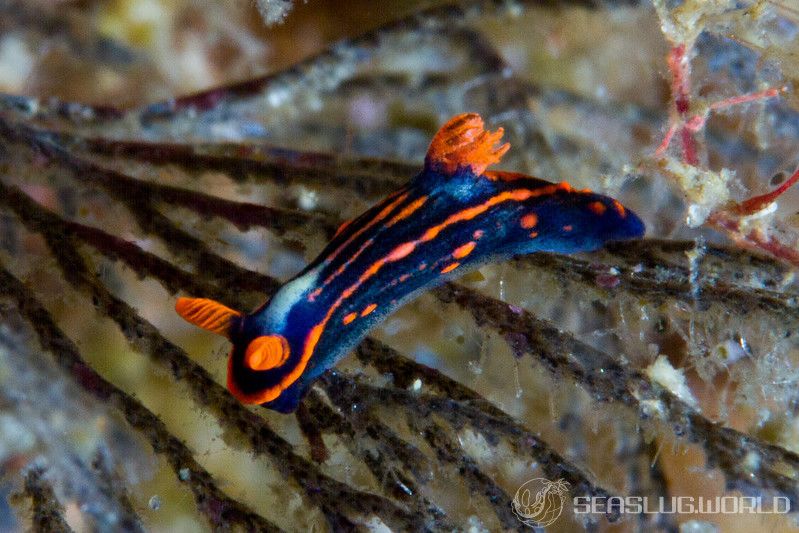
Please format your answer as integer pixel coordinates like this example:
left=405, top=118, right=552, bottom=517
left=1, top=271, right=283, bottom=532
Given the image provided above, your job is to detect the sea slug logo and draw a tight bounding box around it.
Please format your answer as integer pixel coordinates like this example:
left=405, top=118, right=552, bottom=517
left=511, top=478, right=570, bottom=527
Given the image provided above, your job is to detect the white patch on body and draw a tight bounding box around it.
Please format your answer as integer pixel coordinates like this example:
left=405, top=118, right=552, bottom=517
left=261, top=268, right=321, bottom=331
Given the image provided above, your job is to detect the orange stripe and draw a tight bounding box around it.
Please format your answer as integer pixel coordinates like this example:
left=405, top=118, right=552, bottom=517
left=361, top=303, right=377, bottom=317
left=310, top=237, right=374, bottom=302
left=342, top=312, right=357, bottom=325
left=333, top=219, right=351, bottom=238
left=227, top=349, right=248, bottom=401
left=323, top=190, right=409, bottom=266
left=386, top=195, right=428, bottom=226
left=308, top=191, right=411, bottom=302
left=313, top=194, right=426, bottom=301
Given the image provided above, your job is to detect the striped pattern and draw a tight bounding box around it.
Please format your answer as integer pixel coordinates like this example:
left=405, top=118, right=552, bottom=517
left=178, top=113, right=645, bottom=412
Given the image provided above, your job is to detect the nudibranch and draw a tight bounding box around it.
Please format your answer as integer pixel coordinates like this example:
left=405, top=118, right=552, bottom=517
left=176, top=113, right=645, bottom=412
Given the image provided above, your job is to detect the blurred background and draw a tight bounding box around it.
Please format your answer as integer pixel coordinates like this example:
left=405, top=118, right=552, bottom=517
left=1, top=1, right=799, bottom=532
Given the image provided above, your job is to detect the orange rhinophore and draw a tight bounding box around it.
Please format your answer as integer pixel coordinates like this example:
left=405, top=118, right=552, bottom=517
left=175, top=297, right=240, bottom=337
left=425, top=113, right=510, bottom=175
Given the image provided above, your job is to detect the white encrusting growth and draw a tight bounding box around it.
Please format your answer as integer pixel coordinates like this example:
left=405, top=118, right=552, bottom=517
left=646, top=355, right=698, bottom=408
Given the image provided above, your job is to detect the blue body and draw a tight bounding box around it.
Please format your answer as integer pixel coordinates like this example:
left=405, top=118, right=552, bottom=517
left=229, top=167, right=644, bottom=412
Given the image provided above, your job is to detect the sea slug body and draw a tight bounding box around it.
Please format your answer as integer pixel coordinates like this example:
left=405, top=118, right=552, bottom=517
left=176, top=113, right=645, bottom=412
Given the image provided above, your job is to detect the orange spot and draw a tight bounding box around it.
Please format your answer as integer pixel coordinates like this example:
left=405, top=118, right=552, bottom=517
left=558, top=181, right=573, bottom=192
left=387, top=195, right=428, bottom=226
left=588, top=201, right=607, bottom=215
left=342, top=312, right=357, bottom=325
left=473, top=229, right=484, bottom=239
left=175, top=297, right=240, bottom=337
left=387, top=241, right=417, bottom=261
left=563, top=225, right=573, bottom=232
left=425, top=113, right=510, bottom=175
left=244, top=335, right=290, bottom=371
left=453, top=241, right=477, bottom=259
left=283, top=323, right=323, bottom=400
left=419, top=263, right=427, bottom=270
left=441, top=263, right=460, bottom=274
left=529, top=231, right=539, bottom=238
left=613, top=200, right=626, bottom=217
left=361, top=303, right=377, bottom=317
left=520, top=213, right=538, bottom=229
